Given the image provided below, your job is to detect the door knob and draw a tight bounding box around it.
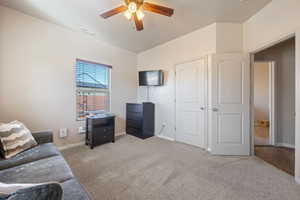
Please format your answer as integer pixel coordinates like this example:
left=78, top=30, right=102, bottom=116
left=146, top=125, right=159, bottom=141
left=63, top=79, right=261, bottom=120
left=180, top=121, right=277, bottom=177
left=212, top=107, right=218, bottom=112
left=200, top=107, right=205, bottom=110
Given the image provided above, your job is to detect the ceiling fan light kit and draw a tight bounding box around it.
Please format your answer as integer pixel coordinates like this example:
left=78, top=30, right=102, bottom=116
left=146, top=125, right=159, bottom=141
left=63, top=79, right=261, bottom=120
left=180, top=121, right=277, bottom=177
left=100, top=0, right=174, bottom=31
left=136, top=10, right=145, bottom=21
left=128, top=2, right=138, bottom=13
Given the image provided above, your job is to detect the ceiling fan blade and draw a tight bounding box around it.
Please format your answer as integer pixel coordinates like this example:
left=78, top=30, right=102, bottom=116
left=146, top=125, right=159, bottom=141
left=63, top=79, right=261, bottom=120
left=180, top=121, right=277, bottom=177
left=143, top=2, right=174, bottom=17
left=100, top=5, right=127, bottom=19
left=133, top=13, right=144, bottom=31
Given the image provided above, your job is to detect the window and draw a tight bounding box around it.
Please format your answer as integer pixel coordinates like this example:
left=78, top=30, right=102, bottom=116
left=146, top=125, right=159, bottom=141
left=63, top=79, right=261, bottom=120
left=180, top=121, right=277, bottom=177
left=76, top=59, right=111, bottom=120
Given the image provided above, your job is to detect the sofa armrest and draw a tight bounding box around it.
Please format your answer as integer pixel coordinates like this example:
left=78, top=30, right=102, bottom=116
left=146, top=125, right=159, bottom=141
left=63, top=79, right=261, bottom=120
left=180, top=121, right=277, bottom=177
left=32, top=131, right=53, bottom=144
left=4, top=182, right=63, bottom=200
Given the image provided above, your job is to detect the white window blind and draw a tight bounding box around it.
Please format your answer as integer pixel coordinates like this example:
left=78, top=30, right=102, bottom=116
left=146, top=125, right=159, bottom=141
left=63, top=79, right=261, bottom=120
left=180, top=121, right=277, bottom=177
left=76, top=59, right=111, bottom=120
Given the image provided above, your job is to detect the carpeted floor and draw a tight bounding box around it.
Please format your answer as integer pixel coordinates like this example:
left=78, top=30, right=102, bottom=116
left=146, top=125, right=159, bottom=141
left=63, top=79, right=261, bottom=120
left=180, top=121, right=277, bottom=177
left=62, top=135, right=300, bottom=200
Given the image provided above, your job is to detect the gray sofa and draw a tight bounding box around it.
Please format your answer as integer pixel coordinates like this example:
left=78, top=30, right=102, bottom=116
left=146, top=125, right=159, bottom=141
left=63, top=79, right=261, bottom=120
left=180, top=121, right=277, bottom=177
left=0, top=131, right=92, bottom=200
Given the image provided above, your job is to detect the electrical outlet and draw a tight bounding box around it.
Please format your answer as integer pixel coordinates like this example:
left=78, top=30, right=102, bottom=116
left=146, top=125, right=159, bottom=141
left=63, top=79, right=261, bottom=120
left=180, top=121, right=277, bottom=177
left=59, top=128, right=68, bottom=138
left=78, top=126, right=85, bottom=134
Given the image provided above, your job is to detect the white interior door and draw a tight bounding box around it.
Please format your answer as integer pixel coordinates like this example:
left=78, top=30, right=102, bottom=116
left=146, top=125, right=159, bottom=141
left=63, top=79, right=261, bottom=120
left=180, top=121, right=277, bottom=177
left=175, top=58, right=208, bottom=149
left=210, top=54, right=250, bottom=155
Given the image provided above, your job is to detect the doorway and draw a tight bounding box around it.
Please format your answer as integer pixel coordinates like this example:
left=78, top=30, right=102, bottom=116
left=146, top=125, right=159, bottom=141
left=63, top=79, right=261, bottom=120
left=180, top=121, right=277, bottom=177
left=253, top=61, right=275, bottom=146
left=252, top=38, right=296, bottom=176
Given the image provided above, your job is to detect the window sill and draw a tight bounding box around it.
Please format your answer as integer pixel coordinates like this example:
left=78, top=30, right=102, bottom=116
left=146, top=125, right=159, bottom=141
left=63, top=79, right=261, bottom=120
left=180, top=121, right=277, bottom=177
left=77, top=111, right=111, bottom=121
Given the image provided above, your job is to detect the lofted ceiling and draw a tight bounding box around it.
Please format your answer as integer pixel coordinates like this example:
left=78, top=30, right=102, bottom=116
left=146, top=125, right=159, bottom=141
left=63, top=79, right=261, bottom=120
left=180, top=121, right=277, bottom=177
left=0, top=0, right=271, bottom=53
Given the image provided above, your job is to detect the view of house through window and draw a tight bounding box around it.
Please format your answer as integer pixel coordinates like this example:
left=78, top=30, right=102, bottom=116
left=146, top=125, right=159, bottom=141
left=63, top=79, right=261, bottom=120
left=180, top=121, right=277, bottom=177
left=76, top=59, right=111, bottom=120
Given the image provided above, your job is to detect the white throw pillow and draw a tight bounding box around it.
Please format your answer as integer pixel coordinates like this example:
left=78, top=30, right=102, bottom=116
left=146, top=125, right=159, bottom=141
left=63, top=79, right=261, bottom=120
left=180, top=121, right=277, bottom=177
left=0, top=121, right=37, bottom=159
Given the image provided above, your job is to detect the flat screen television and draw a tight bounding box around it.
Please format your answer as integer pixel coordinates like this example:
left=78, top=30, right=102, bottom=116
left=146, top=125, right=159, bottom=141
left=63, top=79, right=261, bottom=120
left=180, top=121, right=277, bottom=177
left=139, top=70, right=164, bottom=86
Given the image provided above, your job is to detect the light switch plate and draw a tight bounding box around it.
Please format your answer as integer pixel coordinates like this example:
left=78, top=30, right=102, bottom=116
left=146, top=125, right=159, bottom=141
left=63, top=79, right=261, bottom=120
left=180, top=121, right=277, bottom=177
left=59, top=128, right=68, bottom=138
left=78, top=126, right=85, bottom=134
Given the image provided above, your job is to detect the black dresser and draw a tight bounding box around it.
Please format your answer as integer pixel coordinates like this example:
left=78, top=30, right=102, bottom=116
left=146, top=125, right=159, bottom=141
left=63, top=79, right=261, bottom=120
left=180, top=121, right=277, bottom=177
left=86, top=113, right=115, bottom=149
left=126, top=103, right=155, bottom=139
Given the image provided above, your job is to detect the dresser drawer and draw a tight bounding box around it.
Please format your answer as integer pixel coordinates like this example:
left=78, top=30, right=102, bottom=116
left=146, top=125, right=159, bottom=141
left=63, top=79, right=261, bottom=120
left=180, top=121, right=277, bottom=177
left=101, top=131, right=114, bottom=140
left=126, top=126, right=141, bottom=135
left=127, top=104, right=143, bottom=113
left=88, top=125, right=113, bottom=132
left=126, top=119, right=142, bottom=129
left=88, top=117, right=113, bottom=126
left=126, top=111, right=142, bottom=120
left=86, top=114, right=115, bottom=149
left=90, top=129, right=113, bottom=141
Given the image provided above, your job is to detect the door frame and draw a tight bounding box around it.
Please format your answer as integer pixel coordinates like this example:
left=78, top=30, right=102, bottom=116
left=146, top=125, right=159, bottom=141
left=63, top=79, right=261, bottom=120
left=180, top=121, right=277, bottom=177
left=174, top=56, right=209, bottom=150
left=251, top=61, right=276, bottom=146
left=249, top=33, right=298, bottom=182
left=268, top=62, right=276, bottom=146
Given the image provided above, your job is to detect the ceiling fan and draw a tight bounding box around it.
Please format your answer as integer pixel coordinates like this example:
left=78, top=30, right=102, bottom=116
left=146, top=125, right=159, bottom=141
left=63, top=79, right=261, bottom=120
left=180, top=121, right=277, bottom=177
left=100, top=0, right=174, bottom=31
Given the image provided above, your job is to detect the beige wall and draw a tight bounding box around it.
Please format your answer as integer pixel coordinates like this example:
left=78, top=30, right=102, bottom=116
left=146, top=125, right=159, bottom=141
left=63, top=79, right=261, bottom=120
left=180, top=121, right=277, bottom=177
left=137, top=22, right=243, bottom=139
left=254, top=62, right=269, bottom=121
left=137, top=23, right=217, bottom=139
left=216, top=23, right=243, bottom=53
left=0, top=6, right=137, bottom=147
left=243, top=0, right=300, bottom=52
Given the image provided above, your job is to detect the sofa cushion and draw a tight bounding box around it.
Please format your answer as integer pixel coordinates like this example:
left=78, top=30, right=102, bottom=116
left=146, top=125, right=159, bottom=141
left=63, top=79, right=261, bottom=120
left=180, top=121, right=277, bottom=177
left=0, top=121, right=37, bottom=159
left=61, top=179, right=91, bottom=200
left=0, top=143, right=61, bottom=170
left=0, top=156, right=74, bottom=184
left=0, top=182, right=63, bottom=200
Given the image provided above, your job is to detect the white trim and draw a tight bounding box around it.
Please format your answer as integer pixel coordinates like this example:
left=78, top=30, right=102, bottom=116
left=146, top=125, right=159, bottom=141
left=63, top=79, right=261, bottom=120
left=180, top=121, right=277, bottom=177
left=269, top=62, right=276, bottom=146
left=276, top=143, right=295, bottom=149
left=59, top=142, right=85, bottom=151
left=295, top=177, right=300, bottom=184
left=295, top=28, right=300, bottom=183
left=250, top=54, right=255, bottom=156
left=247, top=32, right=296, bottom=54
left=157, top=134, right=175, bottom=142
left=116, top=132, right=126, bottom=137
left=59, top=132, right=126, bottom=151
left=252, top=61, right=276, bottom=147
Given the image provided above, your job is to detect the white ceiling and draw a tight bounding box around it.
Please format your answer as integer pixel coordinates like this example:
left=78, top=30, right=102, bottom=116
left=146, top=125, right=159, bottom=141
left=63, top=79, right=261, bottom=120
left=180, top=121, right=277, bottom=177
left=0, top=0, right=271, bottom=53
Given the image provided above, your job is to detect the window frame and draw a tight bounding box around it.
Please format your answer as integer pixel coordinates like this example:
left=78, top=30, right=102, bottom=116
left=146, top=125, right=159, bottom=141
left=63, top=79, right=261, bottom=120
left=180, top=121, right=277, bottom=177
left=75, top=58, right=112, bottom=121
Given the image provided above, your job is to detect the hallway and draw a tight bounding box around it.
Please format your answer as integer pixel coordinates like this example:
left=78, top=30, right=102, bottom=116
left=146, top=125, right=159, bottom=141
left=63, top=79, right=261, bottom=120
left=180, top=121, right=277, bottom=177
left=255, top=146, right=295, bottom=176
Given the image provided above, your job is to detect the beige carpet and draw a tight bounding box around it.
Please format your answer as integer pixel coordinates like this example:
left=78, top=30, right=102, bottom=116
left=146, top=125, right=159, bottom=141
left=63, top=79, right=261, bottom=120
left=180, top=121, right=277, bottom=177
left=62, top=135, right=300, bottom=200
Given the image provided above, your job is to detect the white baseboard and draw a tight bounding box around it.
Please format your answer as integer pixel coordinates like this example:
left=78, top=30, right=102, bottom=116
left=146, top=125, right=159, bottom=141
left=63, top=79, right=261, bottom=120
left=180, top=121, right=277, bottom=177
left=59, top=142, right=85, bottom=151
left=116, top=132, right=126, bottom=137
left=157, top=134, right=175, bottom=141
left=276, top=143, right=295, bottom=149
left=295, top=177, right=300, bottom=184
left=59, top=132, right=126, bottom=151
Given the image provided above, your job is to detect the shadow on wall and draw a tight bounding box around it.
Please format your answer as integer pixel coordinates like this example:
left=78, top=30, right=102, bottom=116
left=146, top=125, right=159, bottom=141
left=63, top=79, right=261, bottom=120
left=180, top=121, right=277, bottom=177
left=137, top=68, right=174, bottom=139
